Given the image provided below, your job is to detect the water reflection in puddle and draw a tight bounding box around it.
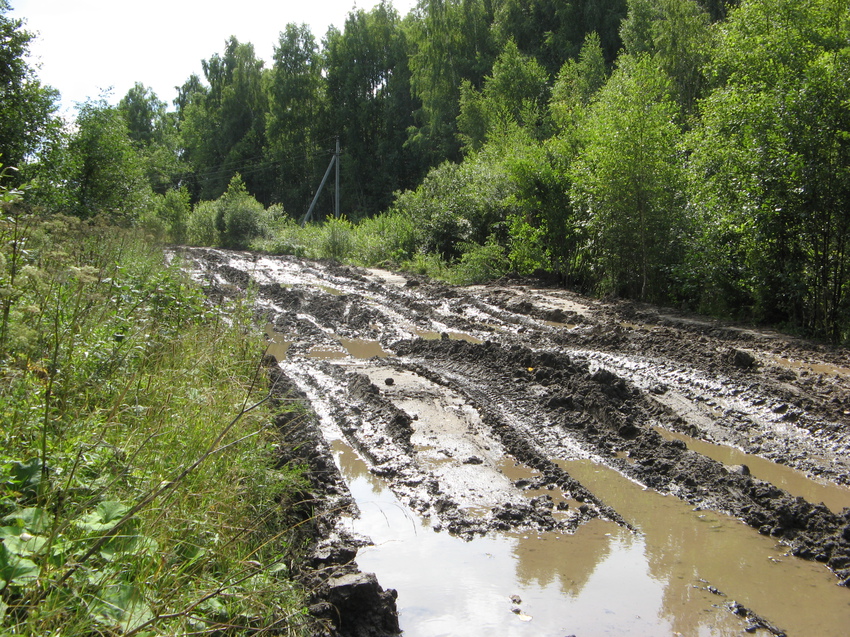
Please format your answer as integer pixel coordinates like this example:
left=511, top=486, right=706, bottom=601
left=560, top=459, right=850, bottom=637
left=653, top=425, right=850, bottom=513
left=329, top=440, right=768, bottom=636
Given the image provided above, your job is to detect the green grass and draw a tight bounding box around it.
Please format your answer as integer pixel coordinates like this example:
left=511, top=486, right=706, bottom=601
left=0, top=209, right=312, bottom=635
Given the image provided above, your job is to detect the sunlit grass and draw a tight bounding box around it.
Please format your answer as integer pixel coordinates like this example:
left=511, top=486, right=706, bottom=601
left=0, top=212, right=311, bottom=635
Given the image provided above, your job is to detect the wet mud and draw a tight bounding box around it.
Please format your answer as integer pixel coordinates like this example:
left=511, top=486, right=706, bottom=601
left=173, top=247, right=850, bottom=636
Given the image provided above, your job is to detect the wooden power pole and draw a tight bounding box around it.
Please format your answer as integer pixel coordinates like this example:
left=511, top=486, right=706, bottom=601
left=302, top=137, right=340, bottom=225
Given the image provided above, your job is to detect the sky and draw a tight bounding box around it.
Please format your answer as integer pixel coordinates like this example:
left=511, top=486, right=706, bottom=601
left=10, top=0, right=419, bottom=114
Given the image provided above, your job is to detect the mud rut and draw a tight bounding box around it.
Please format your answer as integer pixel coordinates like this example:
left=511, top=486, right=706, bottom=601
left=174, top=247, right=850, bottom=637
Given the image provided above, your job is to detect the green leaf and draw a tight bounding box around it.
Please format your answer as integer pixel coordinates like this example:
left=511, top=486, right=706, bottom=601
left=0, top=542, right=40, bottom=589
left=100, top=534, right=158, bottom=561
left=77, top=501, right=131, bottom=532
left=6, top=458, right=44, bottom=498
left=2, top=532, right=47, bottom=557
left=90, top=583, right=153, bottom=632
left=2, top=507, right=51, bottom=533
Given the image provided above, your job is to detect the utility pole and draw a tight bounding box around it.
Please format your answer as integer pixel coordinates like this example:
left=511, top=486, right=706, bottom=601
left=334, top=136, right=340, bottom=219
left=302, top=138, right=341, bottom=225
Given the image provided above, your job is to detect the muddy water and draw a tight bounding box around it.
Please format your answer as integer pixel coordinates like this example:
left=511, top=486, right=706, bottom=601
left=263, top=324, right=291, bottom=360
left=560, top=459, right=850, bottom=637
left=770, top=355, right=850, bottom=378
left=653, top=425, right=850, bottom=513
left=301, top=338, right=387, bottom=360
left=332, top=438, right=751, bottom=635
left=339, top=338, right=387, bottom=359
left=332, top=430, right=850, bottom=635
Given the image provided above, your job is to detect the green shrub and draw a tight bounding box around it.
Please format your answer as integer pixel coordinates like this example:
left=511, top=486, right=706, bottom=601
left=450, top=235, right=509, bottom=284
left=350, top=211, right=418, bottom=266
left=154, top=186, right=191, bottom=244
left=319, top=216, right=353, bottom=261
left=186, top=200, right=219, bottom=246
left=216, top=174, right=264, bottom=250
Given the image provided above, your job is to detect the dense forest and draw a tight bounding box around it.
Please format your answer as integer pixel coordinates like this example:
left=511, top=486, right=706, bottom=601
left=3, top=0, right=850, bottom=341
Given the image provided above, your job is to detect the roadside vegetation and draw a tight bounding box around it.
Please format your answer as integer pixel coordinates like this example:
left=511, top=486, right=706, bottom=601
left=0, top=174, right=311, bottom=635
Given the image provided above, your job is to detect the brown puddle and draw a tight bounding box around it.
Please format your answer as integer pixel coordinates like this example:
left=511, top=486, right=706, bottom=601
left=263, top=324, right=292, bottom=360
left=497, top=457, right=579, bottom=510
left=303, top=338, right=387, bottom=360
left=327, top=429, right=850, bottom=636
left=542, top=320, right=578, bottom=329
left=653, top=425, right=850, bottom=513
left=306, top=347, right=348, bottom=359
left=340, top=338, right=388, bottom=359
left=559, top=458, right=850, bottom=637
left=770, top=355, right=850, bottom=378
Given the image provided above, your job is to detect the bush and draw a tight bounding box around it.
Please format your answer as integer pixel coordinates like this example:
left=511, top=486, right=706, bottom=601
left=350, top=211, right=418, bottom=266
left=318, top=216, right=353, bottom=261
left=216, top=174, right=264, bottom=250
left=450, top=236, right=509, bottom=284
left=154, top=186, right=191, bottom=244
left=186, top=200, right=219, bottom=246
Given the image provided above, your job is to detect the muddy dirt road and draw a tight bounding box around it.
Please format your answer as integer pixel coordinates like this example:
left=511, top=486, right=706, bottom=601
left=175, top=247, right=850, bottom=637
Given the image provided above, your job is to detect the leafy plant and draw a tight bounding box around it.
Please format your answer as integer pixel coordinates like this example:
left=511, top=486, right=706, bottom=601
left=0, top=212, right=312, bottom=635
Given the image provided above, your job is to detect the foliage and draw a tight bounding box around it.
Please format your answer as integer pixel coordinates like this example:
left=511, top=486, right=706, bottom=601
left=186, top=200, right=220, bottom=247
left=349, top=210, right=419, bottom=266
left=458, top=39, right=551, bottom=151
left=405, top=0, right=497, bottom=165
left=450, top=235, right=509, bottom=284
left=0, top=3, right=60, bottom=180
left=184, top=175, right=268, bottom=249
left=265, top=24, right=327, bottom=215
left=215, top=174, right=265, bottom=249
left=620, top=0, right=713, bottom=118
left=0, top=209, right=311, bottom=635
left=154, top=186, right=191, bottom=244
left=324, top=2, right=423, bottom=217
left=178, top=37, right=269, bottom=202
left=571, top=54, right=685, bottom=300
left=317, top=216, right=353, bottom=261
left=118, top=83, right=184, bottom=195
left=687, top=0, right=850, bottom=338
left=492, top=0, right=628, bottom=74
left=65, top=98, right=154, bottom=220
left=389, top=151, right=515, bottom=260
